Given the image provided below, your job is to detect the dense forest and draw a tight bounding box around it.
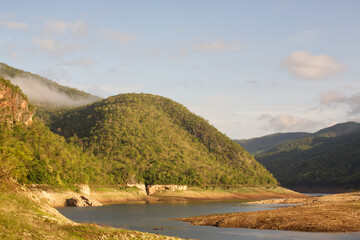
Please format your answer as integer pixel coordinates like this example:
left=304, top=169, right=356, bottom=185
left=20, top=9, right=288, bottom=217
left=44, top=93, right=277, bottom=186
left=256, top=122, right=360, bottom=188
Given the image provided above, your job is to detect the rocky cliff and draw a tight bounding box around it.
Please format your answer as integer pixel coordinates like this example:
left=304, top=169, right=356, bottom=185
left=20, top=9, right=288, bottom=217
left=0, top=76, right=34, bottom=125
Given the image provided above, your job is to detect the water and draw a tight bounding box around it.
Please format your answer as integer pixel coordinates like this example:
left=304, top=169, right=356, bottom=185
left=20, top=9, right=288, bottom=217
left=58, top=201, right=360, bottom=240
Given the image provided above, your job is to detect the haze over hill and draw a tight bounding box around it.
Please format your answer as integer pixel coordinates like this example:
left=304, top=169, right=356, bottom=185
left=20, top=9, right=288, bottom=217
left=0, top=63, right=100, bottom=107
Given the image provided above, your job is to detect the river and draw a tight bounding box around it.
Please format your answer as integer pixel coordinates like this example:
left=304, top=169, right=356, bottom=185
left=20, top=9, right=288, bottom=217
left=58, top=200, right=360, bottom=240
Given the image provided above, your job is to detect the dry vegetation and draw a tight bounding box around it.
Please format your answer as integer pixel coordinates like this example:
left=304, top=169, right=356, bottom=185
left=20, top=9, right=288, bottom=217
left=178, top=192, right=360, bottom=232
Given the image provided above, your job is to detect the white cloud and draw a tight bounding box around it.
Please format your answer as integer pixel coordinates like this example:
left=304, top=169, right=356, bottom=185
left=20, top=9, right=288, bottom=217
left=101, top=29, right=137, bottom=43
left=7, top=76, right=96, bottom=107
left=284, top=51, right=345, bottom=80
left=320, top=91, right=360, bottom=115
left=0, top=20, right=29, bottom=30
left=33, top=37, right=85, bottom=58
left=194, top=41, right=239, bottom=53
left=44, top=20, right=87, bottom=38
left=62, top=57, right=95, bottom=67
left=259, top=113, right=319, bottom=132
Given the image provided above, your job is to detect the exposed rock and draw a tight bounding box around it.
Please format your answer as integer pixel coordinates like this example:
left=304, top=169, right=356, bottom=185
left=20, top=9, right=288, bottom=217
left=65, top=195, right=102, bottom=207
left=77, top=184, right=91, bottom=196
left=146, top=185, right=187, bottom=195
left=0, top=77, right=34, bottom=125
left=126, top=183, right=147, bottom=194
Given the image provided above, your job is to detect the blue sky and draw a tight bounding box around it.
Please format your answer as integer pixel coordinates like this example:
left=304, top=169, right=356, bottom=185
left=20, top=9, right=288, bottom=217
left=1, top=0, right=359, bottom=138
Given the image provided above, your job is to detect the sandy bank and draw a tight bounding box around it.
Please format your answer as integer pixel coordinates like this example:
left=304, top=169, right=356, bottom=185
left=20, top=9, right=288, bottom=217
left=178, top=191, right=360, bottom=232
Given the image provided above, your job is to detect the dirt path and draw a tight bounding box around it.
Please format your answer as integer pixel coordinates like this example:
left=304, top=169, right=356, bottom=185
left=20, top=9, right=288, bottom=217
left=178, top=192, right=360, bottom=232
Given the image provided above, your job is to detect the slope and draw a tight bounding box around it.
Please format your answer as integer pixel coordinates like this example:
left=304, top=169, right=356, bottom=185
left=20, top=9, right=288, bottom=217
left=256, top=122, right=360, bottom=189
left=46, top=93, right=278, bottom=186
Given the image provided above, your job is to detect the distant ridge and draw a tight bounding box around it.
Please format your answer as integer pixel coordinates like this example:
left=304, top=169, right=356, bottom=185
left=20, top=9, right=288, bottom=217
left=254, top=121, right=360, bottom=190
left=235, top=132, right=311, bottom=154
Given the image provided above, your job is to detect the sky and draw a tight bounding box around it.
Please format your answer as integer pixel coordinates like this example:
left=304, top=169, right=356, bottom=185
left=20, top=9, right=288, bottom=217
left=1, top=0, right=360, bottom=139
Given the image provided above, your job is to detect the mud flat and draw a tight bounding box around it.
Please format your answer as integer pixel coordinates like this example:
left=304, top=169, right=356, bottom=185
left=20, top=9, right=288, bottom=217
left=178, top=191, right=360, bottom=232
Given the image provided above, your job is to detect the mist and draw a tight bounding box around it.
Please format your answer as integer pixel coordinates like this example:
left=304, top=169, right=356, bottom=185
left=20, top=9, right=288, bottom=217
left=8, top=76, right=97, bottom=107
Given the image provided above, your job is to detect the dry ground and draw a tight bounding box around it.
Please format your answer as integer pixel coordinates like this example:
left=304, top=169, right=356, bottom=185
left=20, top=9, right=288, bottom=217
left=178, top=192, right=360, bottom=232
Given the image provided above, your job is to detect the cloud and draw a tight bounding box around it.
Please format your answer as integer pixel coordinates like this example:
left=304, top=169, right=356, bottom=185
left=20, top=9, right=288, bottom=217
left=284, top=51, right=345, bottom=80
left=44, top=20, right=87, bottom=38
left=101, top=29, right=137, bottom=43
left=0, top=20, right=29, bottom=30
left=194, top=41, right=239, bottom=53
left=33, top=37, right=85, bottom=58
left=320, top=91, right=360, bottom=115
left=259, top=113, right=319, bottom=132
left=7, top=76, right=96, bottom=107
left=61, top=57, right=95, bottom=67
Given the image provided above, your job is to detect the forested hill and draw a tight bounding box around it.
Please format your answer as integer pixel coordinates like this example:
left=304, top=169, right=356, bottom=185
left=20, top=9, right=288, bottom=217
left=0, top=63, right=100, bottom=107
left=45, top=93, right=278, bottom=186
left=256, top=122, right=360, bottom=189
left=0, top=77, right=109, bottom=186
left=234, top=132, right=311, bottom=154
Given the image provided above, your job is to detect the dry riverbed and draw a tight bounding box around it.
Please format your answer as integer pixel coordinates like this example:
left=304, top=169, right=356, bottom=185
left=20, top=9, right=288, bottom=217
left=178, top=191, right=360, bottom=232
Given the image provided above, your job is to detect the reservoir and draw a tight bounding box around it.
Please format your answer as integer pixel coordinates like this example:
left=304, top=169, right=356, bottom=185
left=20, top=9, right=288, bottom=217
left=58, top=201, right=360, bottom=240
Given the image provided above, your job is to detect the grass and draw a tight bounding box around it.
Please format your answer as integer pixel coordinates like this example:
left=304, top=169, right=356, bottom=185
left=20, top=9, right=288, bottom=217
left=0, top=180, right=183, bottom=240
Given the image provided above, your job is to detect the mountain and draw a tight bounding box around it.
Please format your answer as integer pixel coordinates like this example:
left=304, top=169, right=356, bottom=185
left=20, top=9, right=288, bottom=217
left=235, top=132, right=311, bottom=154
left=1, top=64, right=277, bottom=187
left=255, top=122, right=360, bottom=190
left=44, top=93, right=278, bottom=186
left=0, top=63, right=100, bottom=107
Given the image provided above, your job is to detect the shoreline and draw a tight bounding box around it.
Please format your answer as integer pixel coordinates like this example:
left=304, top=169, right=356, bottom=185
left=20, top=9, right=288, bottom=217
left=28, top=185, right=303, bottom=207
left=177, top=191, right=360, bottom=232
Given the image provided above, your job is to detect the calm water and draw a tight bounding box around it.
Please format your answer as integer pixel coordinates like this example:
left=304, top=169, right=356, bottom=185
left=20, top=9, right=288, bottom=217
left=58, top=201, right=360, bottom=240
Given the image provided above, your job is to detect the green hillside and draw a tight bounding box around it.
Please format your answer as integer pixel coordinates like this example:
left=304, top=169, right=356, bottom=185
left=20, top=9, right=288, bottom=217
left=0, top=63, right=100, bottom=107
left=235, top=132, right=311, bottom=154
left=45, top=93, right=277, bottom=186
left=256, top=122, right=360, bottom=189
left=0, top=77, right=110, bottom=186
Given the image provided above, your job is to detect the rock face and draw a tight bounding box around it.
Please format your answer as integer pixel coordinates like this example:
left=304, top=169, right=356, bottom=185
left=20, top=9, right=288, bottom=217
left=77, top=184, right=91, bottom=196
left=65, top=185, right=102, bottom=207
left=0, top=77, right=34, bottom=125
left=126, top=183, right=147, bottom=194
left=65, top=195, right=102, bottom=207
left=146, top=185, right=187, bottom=195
